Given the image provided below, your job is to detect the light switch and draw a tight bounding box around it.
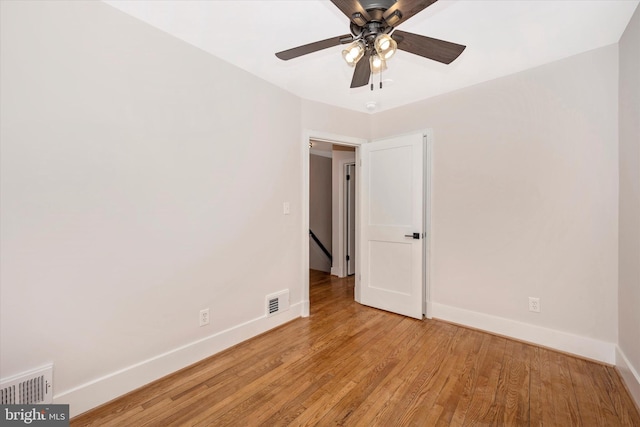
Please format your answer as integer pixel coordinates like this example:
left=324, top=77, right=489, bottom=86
left=283, top=202, right=290, bottom=215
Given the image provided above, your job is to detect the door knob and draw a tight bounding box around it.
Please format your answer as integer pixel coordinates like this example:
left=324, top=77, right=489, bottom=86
left=404, top=233, right=420, bottom=239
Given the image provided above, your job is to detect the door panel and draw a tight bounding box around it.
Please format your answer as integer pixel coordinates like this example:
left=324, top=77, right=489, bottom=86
left=369, top=146, right=413, bottom=226
left=369, top=241, right=412, bottom=294
left=360, top=133, right=424, bottom=319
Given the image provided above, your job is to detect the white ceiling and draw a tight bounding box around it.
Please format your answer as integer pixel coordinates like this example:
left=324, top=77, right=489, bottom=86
left=102, top=0, right=638, bottom=114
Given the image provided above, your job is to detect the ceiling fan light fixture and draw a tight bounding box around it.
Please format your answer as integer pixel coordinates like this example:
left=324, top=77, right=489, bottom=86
left=374, top=33, right=397, bottom=60
left=342, top=40, right=365, bottom=66
left=274, top=1, right=466, bottom=89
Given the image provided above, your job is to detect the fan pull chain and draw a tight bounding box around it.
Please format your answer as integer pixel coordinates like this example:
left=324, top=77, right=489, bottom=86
left=370, top=70, right=385, bottom=91
left=369, top=64, right=384, bottom=91
left=370, top=61, right=374, bottom=91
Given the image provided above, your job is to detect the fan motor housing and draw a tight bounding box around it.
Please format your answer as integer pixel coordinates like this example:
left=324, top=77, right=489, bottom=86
left=361, top=0, right=397, bottom=11
left=363, top=21, right=387, bottom=41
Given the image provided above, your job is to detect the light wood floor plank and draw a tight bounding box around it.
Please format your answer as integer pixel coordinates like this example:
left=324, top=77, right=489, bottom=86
left=432, top=328, right=486, bottom=426
left=448, top=332, right=492, bottom=426
left=71, top=271, right=640, bottom=426
left=456, top=334, right=508, bottom=425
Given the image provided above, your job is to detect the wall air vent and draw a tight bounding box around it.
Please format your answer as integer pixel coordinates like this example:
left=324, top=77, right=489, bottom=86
left=266, top=290, right=290, bottom=317
left=0, top=364, right=53, bottom=404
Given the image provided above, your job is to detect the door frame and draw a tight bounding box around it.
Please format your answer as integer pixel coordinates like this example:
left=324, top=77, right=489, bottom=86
left=302, top=131, right=365, bottom=317
left=423, top=129, right=433, bottom=318
left=331, top=153, right=357, bottom=279
left=301, top=129, right=433, bottom=319
left=345, top=162, right=356, bottom=277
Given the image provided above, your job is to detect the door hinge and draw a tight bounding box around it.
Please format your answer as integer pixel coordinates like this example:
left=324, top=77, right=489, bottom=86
left=346, top=255, right=350, bottom=261
left=346, top=174, right=350, bottom=181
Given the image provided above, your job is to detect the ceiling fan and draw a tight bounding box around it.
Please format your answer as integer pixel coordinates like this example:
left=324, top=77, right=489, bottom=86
left=275, top=0, right=466, bottom=89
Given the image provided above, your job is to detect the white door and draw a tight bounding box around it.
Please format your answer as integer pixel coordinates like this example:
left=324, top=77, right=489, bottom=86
left=360, top=132, right=424, bottom=319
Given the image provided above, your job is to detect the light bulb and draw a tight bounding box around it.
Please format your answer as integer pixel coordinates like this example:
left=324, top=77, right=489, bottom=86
left=342, top=41, right=365, bottom=67
left=369, top=54, right=387, bottom=74
left=342, top=50, right=355, bottom=65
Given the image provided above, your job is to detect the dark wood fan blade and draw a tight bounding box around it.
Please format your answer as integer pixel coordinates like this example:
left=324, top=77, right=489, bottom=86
left=383, top=0, right=437, bottom=27
left=331, top=0, right=372, bottom=25
left=392, top=30, right=466, bottom=64
left=275, top=34, right=352, bottom=60
left=350, top=52, right=371, bottom=88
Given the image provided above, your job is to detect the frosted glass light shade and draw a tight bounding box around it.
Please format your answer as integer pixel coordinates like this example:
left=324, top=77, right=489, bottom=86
left=374, top=33, right=397, bottom=60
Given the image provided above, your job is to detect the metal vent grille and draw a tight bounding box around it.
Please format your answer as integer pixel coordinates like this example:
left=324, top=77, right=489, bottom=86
left=268, top=298, right=279, bottom=315
left=0, top=365, right=53, bottom=404
left=266, top=290, right=290, bottom=317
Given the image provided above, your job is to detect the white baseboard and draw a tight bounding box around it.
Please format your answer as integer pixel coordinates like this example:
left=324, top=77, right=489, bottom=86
left=431, top=303, right=616, bottom=364
left=56, top=302, right=302, bottom=418
left=616, top=346, right=640, bottom=409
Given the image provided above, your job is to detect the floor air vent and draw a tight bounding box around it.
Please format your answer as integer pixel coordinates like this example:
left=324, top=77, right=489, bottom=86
left=0, top=364, right=53, bottom=404
left=266, top=290, right=290, bottom=317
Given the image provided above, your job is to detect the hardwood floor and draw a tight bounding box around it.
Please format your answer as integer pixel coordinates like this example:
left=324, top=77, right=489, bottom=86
left=72, top=270, right=640, bottom=426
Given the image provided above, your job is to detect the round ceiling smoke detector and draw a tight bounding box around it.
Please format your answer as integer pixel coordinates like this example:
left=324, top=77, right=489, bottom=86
left=365, top=101, right=378, bottom=111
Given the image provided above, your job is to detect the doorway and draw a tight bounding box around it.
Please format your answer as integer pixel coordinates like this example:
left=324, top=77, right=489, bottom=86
left=308, top=141, right=357, bottom=278
left=302, top=132, right=366, bottom=317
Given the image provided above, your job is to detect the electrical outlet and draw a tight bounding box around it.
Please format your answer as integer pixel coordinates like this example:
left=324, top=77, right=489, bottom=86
left=199, top=308, right=210, bottom=326
left=528, top=297, right=540, bottom=313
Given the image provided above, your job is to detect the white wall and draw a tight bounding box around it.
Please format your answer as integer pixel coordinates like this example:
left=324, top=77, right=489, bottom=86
left=618, top=4, right=640, bottom=406
left=0, top=0, right=303, bottom=416
left=301, top=99, right=371, bottom=141
left=372, top=45, right=620, bottom=362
